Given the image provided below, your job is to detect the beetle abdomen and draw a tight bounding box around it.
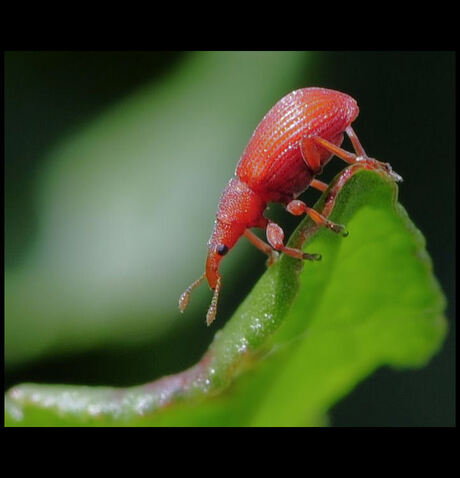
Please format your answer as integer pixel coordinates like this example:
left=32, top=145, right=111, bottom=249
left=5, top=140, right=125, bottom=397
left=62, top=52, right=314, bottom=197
left=236, top=87, right=359, bottom=201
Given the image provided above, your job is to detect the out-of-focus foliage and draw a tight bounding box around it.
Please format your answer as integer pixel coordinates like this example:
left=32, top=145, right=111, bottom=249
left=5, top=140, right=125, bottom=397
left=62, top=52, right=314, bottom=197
left=5, top=51, right=453, bottom=427
left=5, top=52, right=308, bottom=366
left=5, top=167, right=446, bottom=426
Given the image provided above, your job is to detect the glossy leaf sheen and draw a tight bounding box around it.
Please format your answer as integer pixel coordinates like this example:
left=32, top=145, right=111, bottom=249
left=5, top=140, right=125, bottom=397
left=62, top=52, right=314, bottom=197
left=5, top=166, right=447, bottom=426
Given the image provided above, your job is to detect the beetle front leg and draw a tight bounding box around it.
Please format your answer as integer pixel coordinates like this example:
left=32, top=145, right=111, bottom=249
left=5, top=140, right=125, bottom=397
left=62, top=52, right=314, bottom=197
left=286, top=199, right=348, bottom=237
left=266, top=222, right=321, bottom=261
left=244, top=229, right=279, bottom=266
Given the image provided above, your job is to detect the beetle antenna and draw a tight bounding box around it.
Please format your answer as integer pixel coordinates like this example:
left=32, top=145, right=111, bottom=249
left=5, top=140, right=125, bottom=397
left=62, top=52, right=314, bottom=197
left=206, top=277, right=222, bottom=326
left=178, top=273, right=206, bottom=313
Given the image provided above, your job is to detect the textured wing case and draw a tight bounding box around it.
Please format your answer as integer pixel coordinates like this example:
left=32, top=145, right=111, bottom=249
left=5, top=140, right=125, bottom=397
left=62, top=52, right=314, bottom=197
left=236, top=87, right=359, bottom=201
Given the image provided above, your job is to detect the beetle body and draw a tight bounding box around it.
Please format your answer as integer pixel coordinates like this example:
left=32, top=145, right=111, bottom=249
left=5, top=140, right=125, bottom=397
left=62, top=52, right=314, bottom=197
left=179, top=87, right=401, bottom=325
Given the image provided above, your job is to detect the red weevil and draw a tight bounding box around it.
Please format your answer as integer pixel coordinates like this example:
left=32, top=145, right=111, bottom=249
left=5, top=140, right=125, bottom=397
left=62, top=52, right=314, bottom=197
left=179, top=87, right=402, bottom=325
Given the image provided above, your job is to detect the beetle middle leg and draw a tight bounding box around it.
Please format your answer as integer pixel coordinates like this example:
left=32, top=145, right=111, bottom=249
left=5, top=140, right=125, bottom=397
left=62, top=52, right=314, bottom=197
left=310, top=179, right=328, bottom=192
left=244, top=227, right=320, bottom=263
left=265, top=222, right=321, bottom=261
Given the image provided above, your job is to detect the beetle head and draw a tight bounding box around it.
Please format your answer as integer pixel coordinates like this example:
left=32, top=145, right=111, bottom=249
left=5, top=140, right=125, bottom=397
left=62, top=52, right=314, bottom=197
left=205, top=221, right=241, bottom=290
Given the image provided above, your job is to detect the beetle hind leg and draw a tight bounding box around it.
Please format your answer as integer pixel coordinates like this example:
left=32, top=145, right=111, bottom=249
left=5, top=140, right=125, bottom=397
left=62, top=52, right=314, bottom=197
left=300, top=126, right=368, bottom=171
left=302, top=127, right=403, bottom=182
left=345, top=125, right=367, bottom=157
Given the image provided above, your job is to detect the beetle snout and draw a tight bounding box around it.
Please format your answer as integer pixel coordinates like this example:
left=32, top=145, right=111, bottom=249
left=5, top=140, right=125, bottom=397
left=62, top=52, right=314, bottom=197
left=205, top=250, right=223, bottom=290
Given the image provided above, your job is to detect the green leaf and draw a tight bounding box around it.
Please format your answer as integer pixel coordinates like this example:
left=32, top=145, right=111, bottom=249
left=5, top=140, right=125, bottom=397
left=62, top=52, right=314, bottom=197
left=5, top=163, right=447, bottom=426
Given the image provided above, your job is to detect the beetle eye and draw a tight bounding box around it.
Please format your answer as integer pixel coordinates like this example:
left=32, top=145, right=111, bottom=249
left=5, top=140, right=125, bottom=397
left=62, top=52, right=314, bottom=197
left=216, top=244, right=228, bottom=256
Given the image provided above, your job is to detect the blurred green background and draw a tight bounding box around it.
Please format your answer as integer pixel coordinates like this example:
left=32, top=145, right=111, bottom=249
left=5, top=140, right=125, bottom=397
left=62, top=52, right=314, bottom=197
left=4, top=51, right=455, bottom=426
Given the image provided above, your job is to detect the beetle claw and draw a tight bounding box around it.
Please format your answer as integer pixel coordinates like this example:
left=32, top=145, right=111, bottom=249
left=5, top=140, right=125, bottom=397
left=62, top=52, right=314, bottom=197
left=266, top=250, right=280, bottom=267
left=303, top=252, right=321, bottom=261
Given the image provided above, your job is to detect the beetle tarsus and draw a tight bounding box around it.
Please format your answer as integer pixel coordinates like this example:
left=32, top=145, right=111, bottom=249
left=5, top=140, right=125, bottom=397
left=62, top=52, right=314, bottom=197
left=303, top=252, right=321, bottom=261
left=266, top=250, right=280, bottom=267
left=328, top=222, right=348, bottom=237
